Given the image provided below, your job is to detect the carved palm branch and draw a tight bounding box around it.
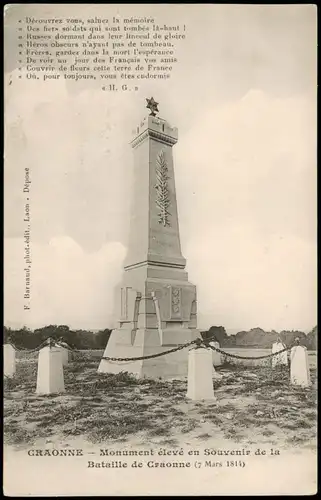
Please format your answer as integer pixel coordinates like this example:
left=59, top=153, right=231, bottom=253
left=155, top=150, right=171, bottom=226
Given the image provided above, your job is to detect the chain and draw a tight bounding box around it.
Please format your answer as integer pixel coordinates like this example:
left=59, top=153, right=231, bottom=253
left=4, top=338, right=56, bottom=353
left=4, top=335, right=296, bottom=362
left=205, top=342, right=292, bottom=360
left=102, top=339, right=199, bottom=362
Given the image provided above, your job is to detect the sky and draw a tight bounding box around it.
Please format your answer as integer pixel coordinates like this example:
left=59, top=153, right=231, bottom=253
left=4, top=4, right=317, bottom=333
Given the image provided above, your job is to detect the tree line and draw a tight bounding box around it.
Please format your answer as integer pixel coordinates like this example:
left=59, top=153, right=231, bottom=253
left=3, top=325, right=111, bottom=350
left=3, top=324, right=317, bottom=351
left=201, top=326, right=317, bottom=350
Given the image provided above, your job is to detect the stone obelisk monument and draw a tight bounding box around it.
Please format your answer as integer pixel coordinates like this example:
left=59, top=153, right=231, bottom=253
left=98, top=98, right=201, bottom=379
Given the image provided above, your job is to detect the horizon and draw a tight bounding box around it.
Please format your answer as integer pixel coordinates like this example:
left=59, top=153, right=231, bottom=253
left=3, top=321, right=316, bottom=336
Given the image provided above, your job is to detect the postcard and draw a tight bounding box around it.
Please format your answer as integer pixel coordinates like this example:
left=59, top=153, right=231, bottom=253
left=3, top=4, right=317, bottom=496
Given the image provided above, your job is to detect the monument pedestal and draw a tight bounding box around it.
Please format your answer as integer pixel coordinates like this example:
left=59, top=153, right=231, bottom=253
left=98, top=266, right=200, bottom=378
left=98, top=108, right=201, bottom=379
left=99, top=333, right=197, bottom=379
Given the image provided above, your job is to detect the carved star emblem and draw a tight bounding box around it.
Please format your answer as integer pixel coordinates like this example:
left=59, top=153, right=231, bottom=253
left=146, top=97, right=159, bottom=116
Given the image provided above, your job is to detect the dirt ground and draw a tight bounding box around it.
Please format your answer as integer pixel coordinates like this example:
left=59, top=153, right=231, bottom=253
left=3, top=352, right=317, bottom=453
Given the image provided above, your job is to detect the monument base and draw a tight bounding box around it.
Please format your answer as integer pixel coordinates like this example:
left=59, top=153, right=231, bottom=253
left=98, top=327, right=200, bottom=379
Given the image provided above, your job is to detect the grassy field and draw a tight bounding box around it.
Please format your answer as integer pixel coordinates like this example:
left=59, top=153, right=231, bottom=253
left=4, top=350, right=317, bottom=452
